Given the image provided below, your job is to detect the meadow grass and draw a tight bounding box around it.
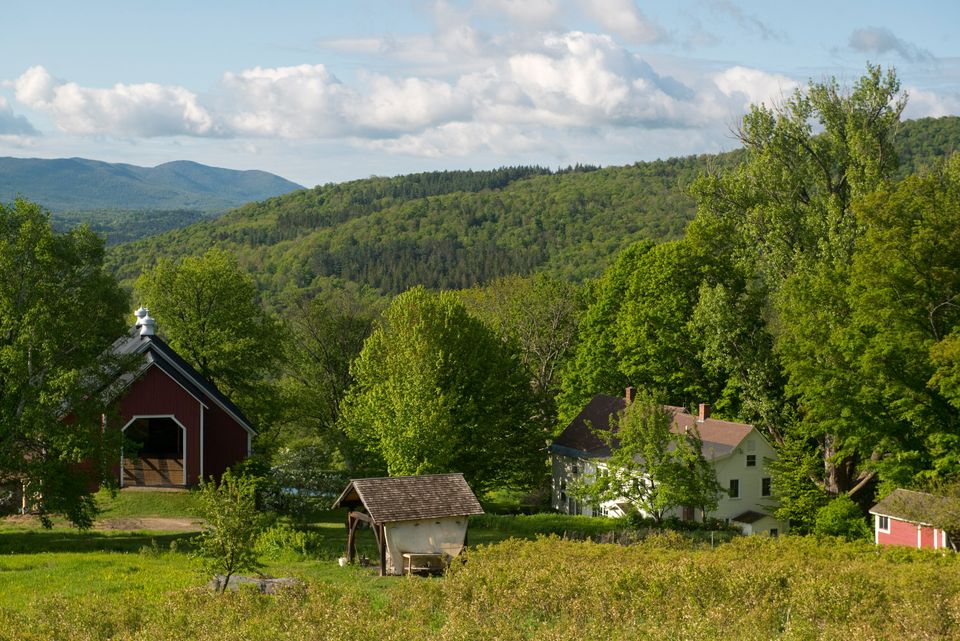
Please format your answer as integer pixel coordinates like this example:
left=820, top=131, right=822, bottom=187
left=3, top=493, right=960, bottom=639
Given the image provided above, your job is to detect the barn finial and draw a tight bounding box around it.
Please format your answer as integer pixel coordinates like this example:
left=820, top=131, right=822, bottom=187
left=134, top=305, right=148, bottom=326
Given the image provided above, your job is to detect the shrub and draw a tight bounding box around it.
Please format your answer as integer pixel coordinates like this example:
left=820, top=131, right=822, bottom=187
left=193, top=470, right=267, bottom=591
left=813, top=495, right=872, bottom=541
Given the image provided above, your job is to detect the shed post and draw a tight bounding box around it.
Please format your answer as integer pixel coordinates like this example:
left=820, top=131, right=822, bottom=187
left=346, top=513, right=356, bottom=563
left=378, top=523, right=387, bottom=577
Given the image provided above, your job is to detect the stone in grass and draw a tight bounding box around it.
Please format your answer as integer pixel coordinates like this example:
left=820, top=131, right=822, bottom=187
left=209, top=574, right=302, bottom=594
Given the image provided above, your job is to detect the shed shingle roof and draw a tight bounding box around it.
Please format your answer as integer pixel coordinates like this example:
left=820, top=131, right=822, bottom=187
left=870, top=488, right=957, bottom=525
left=332, top=473, right=484, bottom=523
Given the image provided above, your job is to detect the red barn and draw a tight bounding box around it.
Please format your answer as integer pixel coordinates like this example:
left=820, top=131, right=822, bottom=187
left=105, top=308, right=254, bottom=487
left=869, top=489, right=953, bottom=551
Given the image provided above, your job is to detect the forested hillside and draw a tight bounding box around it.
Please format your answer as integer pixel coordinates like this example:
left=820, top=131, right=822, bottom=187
left=108, top=158, right=727, bottom=304
left=108, top=116, right=960, bottom=305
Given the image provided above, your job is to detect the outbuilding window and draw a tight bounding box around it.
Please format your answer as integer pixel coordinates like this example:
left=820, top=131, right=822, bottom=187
left=877, top=515, right=890, bottom=532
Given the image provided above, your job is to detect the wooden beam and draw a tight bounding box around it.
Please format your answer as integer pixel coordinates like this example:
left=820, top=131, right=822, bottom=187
left=349, top=511, right=373, bottom=524
left=378, top=523, right=387, bottom=577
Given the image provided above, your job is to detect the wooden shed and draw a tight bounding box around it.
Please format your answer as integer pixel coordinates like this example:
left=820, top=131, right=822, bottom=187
left=332, top=473, right=484, bottom=576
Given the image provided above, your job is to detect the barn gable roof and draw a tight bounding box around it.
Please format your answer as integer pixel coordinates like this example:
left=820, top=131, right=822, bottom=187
left=108, top=326, right=255, bottom=434
left=332, top=473, right=484, bottom=523
left=869, top=488, right=956, bottom=526
left=550, top=394, right=755, bottom=461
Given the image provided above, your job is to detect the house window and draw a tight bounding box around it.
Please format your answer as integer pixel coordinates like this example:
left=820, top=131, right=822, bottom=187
left=769, top=528, right=778, bottom=538
left=728, top=479, right=740, bottom=499
left=877, top=515, right=890, bottom=532
left=746, top=454, right=757, bottom=467
left=761, top=477, right=772, bottom=497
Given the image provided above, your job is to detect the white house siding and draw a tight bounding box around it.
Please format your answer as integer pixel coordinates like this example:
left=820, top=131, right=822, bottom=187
left=382, top=517, right=468, bottom=575
left=702, top=430, right=784, bottom=533
left=551, top=429, right=788, bottom=534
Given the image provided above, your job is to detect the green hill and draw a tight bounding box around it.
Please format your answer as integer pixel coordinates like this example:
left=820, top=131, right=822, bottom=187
left=0, top=157, right=302, bottom=213
left=107, top=116, right=960, bottom=306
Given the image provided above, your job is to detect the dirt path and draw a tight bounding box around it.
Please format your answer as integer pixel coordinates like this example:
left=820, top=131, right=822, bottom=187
left=95, top=517, right=204, bottom=531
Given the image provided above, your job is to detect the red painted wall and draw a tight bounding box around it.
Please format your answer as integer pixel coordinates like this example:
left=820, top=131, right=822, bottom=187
left=203, top=403, right=250, bottom=481
left=876, top=516, right=943, bottom=549
left=877, top=517, right=920, bottom=548
left=116, top=365, right=202, bottom=485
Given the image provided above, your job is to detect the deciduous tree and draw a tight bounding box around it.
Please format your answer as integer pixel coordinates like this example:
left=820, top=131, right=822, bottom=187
left=340, top=286, right=540, bottom=493
left=0, top=199, right=128, bottom=527
left=136, top=249, right=284, bottom=426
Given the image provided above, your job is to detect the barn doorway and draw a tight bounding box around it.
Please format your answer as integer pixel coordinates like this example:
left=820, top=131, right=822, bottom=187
left=122, top=416, right=186, bottom=487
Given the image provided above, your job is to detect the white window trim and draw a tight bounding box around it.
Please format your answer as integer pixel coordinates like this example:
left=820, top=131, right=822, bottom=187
left=120, top=414, right=188, bottom=487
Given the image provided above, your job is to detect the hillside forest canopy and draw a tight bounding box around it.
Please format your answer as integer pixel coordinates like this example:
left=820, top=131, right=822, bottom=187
left=3, top=66, right=960, bottom=532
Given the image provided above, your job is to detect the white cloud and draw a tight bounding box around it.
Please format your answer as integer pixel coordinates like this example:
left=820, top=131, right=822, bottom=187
left=477, top=0, right=561, bottom=26
left=221, top=64, right=352, bottom=138
left=576, top=0, right=665, bottom=44
left=849, top=27, right=933, bottom=63
left=903, top=87, right=960, bottom=119
left=0, top=95, right=39, bottom=136
left=14, top=65, right=216, bottom=137
left=364, top=121, right=546, bottom=157
left=713, top=66, right=797, bottom=110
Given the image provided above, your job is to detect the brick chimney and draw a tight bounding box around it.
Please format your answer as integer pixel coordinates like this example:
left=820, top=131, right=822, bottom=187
left=698, top=403, right=710, bottom=423
left=625, top=387, right=636, bottom=404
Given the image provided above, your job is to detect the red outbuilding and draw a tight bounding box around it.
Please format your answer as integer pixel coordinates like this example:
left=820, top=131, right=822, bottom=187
left=869, top=488, right=953, bottom=551
left=104, top=307, right=254, bottom=487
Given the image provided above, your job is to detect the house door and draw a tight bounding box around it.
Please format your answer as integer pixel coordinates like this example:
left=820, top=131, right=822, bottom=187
left=123, top=417, right=186, bottom=486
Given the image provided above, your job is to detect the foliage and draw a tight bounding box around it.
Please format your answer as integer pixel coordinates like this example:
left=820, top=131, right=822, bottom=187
left=813, top=495, right=872, bottom=541
left=460, top=274, right=583, bottom=430
left=689, top=65, right=907, bottom=501
left=193, top=470, right=267, bottom=591
left=768, top=436, right=829, bottom=534
left=0, top=199, right=129, bottom=528
left=135, top=248, right=285, bottom=426
left=277, top=287, right=381, bottom=467
left=574, top=390, right=719, bottom=523
left=340, top=286, right=540, bottom=492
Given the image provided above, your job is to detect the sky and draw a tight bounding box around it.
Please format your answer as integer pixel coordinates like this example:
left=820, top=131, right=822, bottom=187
left=1, top=1, right=958, bottom=187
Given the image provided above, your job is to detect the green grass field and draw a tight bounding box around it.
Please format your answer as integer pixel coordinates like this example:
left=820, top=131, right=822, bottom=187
left=3, top=490, right=960, bottom=640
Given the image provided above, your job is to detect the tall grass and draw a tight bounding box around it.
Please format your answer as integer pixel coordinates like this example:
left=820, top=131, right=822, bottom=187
left=2, top=535, right=959, bottom=640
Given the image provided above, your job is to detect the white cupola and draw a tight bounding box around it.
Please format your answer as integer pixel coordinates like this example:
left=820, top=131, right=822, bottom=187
left=134, top=305, right=148, bottom=326
left=139, top=310, right=157, bottom=337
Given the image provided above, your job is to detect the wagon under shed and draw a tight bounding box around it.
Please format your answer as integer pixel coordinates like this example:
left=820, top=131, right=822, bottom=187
left=332, top=473, right=484, bottom=576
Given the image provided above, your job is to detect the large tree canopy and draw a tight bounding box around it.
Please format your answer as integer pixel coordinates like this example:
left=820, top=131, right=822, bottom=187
left=136, top=248, right=285, bottom=426
left=688, top=65, right=907, bottom=497
left=0, top=199, right=128, bottom=527
left=340, top=286, right=540, bottom=492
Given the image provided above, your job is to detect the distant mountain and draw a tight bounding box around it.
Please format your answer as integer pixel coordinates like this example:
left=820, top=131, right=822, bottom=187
left=0, top=157, right=304, bottom=212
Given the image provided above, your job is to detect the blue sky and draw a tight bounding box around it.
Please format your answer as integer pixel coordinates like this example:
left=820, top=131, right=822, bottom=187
left=1, top=1, right=957, bottom=186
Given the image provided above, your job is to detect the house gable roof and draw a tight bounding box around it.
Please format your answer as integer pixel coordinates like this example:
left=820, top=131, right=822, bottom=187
left=109, top=327, right=255, bottom=434
left=550, top=394, right=755, bottom=461
left=870, top=488, right=956, bottom=526
left=332, top=473, right=484, bottom=523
